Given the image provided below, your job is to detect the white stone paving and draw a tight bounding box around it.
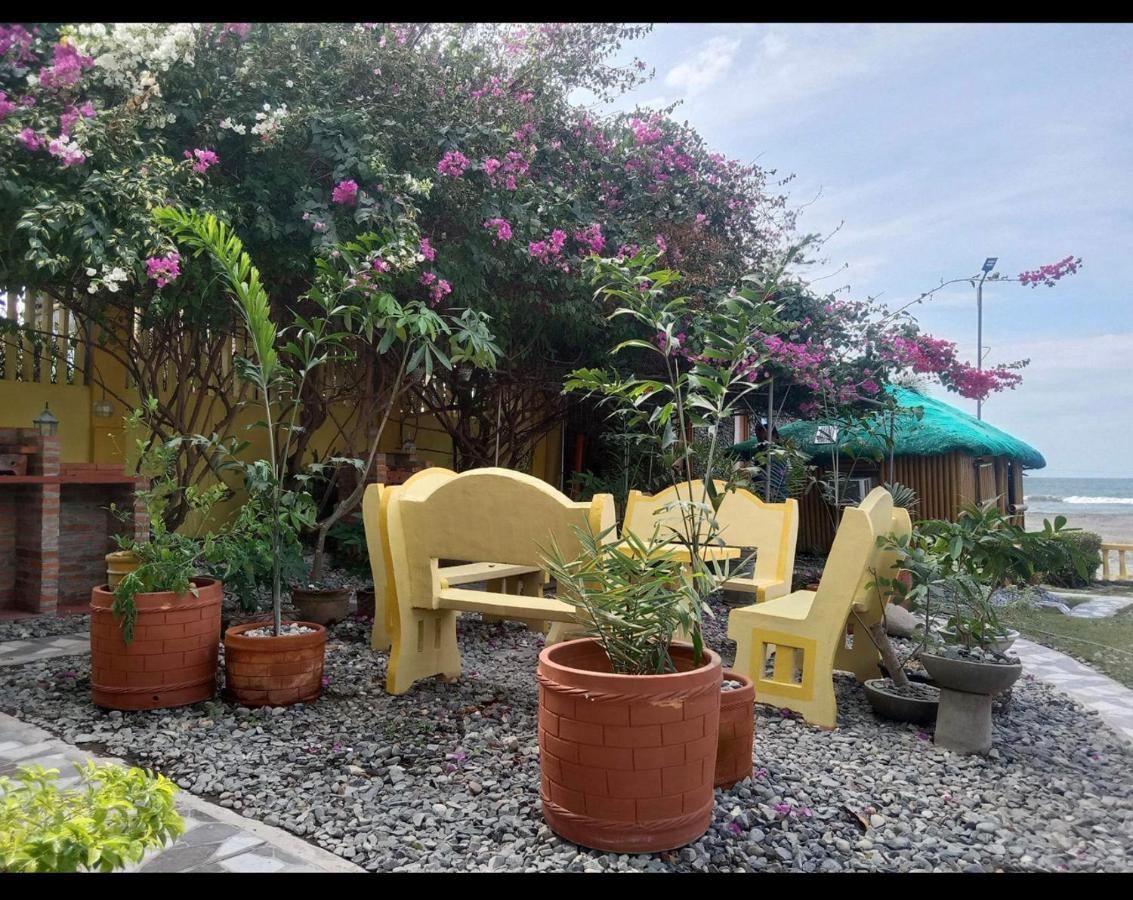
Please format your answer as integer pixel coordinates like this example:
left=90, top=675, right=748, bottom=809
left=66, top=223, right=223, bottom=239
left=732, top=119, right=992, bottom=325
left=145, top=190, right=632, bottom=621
left=0, top=711, right=363, bottom=874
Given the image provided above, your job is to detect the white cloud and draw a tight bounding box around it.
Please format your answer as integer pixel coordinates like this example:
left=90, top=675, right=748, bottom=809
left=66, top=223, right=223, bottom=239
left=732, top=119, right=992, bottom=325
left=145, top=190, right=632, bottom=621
left=664, top=36, right=741, bottom=96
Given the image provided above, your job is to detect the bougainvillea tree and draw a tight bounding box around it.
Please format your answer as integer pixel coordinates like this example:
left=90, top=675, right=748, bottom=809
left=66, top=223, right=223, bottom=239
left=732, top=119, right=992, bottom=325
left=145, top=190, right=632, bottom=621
left=0, top=22, right=797, bottom=505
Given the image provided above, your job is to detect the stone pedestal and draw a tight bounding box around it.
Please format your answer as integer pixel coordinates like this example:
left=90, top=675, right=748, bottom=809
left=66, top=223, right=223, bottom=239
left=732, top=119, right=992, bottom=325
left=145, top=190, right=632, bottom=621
left=934, top=687, right=993, bottom=755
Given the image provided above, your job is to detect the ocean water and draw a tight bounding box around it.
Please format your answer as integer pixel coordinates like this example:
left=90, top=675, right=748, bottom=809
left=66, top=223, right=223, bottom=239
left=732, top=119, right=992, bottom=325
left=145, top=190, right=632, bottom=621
left=1024, top=476, right=1133, bottom=543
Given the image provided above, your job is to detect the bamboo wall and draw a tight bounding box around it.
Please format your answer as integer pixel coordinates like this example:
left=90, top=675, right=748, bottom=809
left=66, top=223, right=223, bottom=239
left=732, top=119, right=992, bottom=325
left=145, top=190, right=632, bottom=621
left=796, top=450, right=1029, bottom=554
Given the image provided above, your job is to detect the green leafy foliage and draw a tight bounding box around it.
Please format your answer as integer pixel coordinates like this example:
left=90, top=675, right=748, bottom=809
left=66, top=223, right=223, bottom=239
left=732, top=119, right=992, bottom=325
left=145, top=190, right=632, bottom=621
left=1042, top=530, right=1103, bottom=588
left=543, top=526, right=705, bottom=675
left=875, top=502, right=1095, bottom=650
left=0, top=761, right=184, bottom=873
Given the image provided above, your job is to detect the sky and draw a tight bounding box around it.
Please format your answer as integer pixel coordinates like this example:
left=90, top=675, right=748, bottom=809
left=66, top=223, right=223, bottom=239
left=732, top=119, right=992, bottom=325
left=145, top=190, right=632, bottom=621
left=574, top=23, right=1133, bottom=478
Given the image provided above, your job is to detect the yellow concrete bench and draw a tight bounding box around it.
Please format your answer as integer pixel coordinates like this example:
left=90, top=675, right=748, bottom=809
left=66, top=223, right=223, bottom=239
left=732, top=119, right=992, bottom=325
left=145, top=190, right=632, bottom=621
left=726, top=487, right=911, bottom=729
left=362, top=470, right=545, bottom=653
left=377, top=467, right=615, bottom=694
left=623, top=480, right=798, bottom=601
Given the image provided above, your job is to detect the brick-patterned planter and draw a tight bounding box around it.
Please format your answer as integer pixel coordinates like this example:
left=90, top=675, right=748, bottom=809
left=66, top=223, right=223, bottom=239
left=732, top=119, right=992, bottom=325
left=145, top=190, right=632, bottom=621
left=537, top=638, right=721, bottom=854
left=223, top=622, right=326, bottom=707
left=291, top=586, right=351, bottom=626
left=715, top=670, right=755, bottom=789
left=89, top=577, right=222, bottom=711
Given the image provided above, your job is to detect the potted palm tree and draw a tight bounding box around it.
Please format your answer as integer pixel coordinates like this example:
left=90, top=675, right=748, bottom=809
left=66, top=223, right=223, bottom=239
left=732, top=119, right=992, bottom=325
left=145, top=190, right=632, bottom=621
left=156, top=208, right=497, bottom=706
left=535, top=248, right=790, bottom=852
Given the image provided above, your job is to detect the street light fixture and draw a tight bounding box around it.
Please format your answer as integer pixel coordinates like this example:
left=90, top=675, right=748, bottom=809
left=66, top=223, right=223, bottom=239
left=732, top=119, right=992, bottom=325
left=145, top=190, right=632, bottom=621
left=975, top=257, right=998, bottom=420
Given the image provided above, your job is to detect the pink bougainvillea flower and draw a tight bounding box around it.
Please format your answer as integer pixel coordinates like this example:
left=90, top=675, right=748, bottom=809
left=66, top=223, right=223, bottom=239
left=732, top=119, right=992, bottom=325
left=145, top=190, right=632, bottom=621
left=331, top=179, right=359, bottom=205
left=15, top=128, right=42, bottom=151
left=0, top=91, right=17, bottom=121
left=1018, top=255, right=1082, bottom=288
left=419, top=237, right=436, bottom=261
left=726, top=822, right=742, bottom=836
left=654, top=233, right=668, bottom=253
left=437, top=150, right=470, bottom=177
left=483, top=217, right=512, bottom=243
left=145, top=252, right=181, bottom=289
left=38, top=42, right=94, bottom=91
left=482, top=157, right=501, bottom=176
left=183, top=148, right=220, bottom=174
left=371, top=256, right=390, bottom=273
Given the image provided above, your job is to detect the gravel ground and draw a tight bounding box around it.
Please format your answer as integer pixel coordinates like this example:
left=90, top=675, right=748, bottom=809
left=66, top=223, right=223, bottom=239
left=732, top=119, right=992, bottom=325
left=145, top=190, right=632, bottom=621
left=1, top=594, right=1130, bottom=872
left=0, top=613, right=90, bottom=642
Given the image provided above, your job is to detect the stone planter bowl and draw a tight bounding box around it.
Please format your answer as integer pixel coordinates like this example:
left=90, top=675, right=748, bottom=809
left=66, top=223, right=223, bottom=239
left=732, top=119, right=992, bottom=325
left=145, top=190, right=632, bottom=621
left=291, top=587, right=351, bottom=626
left=920, top=651, right=1022, bottom=696
left=863, top=678, right=939, bottom=725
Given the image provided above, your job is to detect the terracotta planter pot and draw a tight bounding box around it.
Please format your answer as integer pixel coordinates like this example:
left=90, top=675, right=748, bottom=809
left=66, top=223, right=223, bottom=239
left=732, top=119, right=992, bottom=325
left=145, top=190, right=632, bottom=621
left=716, top=670, right=755, bottom=789
left=104, top=550, right=140, bottom=589
left=291, top=587, right=351, bottom=626
left=355, top=587, right=376, bottom=620
left=89, top=577, right=222, bottom=711
left=223, top=621, right=326, bottom=707
left=537, top=638, right=722, bottom=854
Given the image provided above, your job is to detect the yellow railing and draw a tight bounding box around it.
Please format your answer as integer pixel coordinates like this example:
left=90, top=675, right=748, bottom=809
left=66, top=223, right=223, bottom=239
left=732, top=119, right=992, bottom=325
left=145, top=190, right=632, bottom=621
left=1100, top=543, right=1133, bottom=582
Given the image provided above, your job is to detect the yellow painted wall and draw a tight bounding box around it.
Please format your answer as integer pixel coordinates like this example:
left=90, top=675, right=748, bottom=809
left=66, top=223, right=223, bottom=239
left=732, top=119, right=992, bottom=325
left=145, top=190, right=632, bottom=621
left=0, top=343, right=568, bottom=522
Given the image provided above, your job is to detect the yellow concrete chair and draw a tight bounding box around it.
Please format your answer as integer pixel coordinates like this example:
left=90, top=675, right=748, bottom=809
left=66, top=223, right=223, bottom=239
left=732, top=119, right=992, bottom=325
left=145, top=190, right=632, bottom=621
left=726, top=487, right=908, bottom=729
left=380, top=467, right=615, bottom=694
left=623, top=480, right=799, bottom=601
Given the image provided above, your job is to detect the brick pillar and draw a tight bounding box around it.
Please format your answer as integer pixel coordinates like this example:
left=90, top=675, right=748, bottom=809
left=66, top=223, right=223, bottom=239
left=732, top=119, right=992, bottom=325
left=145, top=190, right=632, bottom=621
left=15, top=484, right=58, bottom=615
left=0, top=491, right=16, bottom=610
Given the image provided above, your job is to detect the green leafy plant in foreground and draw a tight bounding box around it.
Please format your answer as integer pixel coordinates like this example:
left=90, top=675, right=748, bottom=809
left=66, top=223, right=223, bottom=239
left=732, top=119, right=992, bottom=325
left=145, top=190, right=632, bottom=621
left=0, top=762, right=184, bottom=873
left=544, top=526, right=702, bottom=675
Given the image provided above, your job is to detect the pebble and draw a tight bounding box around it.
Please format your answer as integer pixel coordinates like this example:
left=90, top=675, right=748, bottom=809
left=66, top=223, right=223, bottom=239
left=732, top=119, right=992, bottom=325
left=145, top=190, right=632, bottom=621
left=0, top=585, right=1129, bottom=873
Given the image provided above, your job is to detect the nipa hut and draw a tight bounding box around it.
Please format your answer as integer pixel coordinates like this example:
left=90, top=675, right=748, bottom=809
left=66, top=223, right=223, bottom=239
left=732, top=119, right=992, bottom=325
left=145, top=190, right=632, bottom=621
left=733, top=387, right=1046, bottom=554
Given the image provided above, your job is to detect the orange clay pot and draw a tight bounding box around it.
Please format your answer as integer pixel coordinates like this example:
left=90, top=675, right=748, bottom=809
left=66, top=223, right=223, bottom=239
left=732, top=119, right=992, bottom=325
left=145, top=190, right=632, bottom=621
left=89, top=577, right=222, bottom=711
left=537, top=638, right=721, bottom=854
left=223, top=621, right=326, bottom=707
left=715, top=670, right=755, bottom=789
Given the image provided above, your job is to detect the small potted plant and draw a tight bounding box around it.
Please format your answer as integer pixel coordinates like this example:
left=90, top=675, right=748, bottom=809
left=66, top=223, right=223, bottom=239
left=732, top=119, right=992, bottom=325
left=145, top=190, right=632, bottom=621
left=91, top=402, right=225, bottom=711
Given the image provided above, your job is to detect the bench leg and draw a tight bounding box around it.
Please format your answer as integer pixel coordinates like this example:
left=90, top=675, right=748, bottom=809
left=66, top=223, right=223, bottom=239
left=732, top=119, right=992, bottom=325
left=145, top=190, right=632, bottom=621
left=370, top=589, right=392, bottom=653
left=479, top=577, right=507, bottom=625
left=386, top=608, right=461, bottom=695
left=545, top=620, right=586, bottom=645
left=728, top=606, right=838, bottom=729
left=833, top=616, right=882, bottom=683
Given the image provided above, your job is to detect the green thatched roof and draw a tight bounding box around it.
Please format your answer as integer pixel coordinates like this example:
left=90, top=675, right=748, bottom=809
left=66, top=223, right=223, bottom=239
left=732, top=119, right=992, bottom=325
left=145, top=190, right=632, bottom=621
left=733, top=387, right=1045, bottom=469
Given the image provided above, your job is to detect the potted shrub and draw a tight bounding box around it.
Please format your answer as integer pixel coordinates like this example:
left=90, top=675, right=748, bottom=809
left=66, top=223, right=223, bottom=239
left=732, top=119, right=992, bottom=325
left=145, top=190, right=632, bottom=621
left=542, top=528, right=722, bottom=853
left=91, top=403, right=226, bottom=711
left=157, top=208, right=497, bottom=706
left=889, top=503, right=1092, bottom=752
left=0, top=761, right=184, bottom=872
left=536, top=250, right=787, bottom=851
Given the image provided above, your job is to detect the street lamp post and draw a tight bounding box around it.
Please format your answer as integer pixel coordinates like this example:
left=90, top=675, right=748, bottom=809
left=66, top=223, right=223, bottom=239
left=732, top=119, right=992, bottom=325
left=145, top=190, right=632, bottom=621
left=976, top=257, right=998, bottom=420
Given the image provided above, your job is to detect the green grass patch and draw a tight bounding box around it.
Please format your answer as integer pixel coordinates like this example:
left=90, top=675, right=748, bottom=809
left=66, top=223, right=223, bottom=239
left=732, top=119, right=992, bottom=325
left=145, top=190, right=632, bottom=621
left=1001, top=604, right=1133, bottom=689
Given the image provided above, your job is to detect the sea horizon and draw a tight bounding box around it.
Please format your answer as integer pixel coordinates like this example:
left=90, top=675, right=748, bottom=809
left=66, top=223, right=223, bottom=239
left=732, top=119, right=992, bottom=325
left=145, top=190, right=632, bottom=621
left=1023, top=475, right=1133, bottom=544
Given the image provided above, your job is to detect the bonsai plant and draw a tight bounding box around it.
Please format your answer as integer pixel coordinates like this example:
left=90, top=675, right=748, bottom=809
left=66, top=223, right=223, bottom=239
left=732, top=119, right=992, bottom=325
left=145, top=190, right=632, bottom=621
left=155, top=207, right=496, bottom=705
left=91, top=400, right=226, bottom=711
left=534, top=249, right=789, bottom=852
left=876, top=502, right=1091, bottom=752
left=0, top=761, right=184, bottom=873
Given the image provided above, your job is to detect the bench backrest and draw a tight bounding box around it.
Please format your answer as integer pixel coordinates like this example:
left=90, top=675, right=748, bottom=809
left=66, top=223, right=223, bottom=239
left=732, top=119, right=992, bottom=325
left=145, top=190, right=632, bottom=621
left=387, top=467, right=615, bottom=610
left=810, top=486, right=900, bottom=630
left=623, top=480, right=798, bottom=585
left=363, top=467, right=456, bottom=636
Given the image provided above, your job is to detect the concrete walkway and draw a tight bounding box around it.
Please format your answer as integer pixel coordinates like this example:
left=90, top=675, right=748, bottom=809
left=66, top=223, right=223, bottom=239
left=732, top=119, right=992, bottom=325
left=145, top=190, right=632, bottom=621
left=0, top=711, right=362, bottom=873
left=0, top=633, right=88, bottom=667
left=1012, top=637, right=1133, bottom=744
